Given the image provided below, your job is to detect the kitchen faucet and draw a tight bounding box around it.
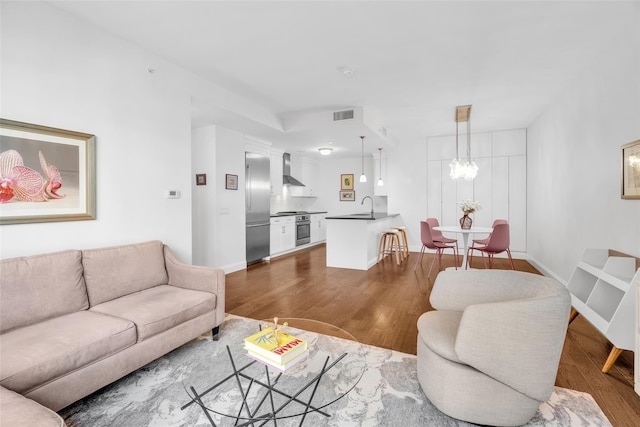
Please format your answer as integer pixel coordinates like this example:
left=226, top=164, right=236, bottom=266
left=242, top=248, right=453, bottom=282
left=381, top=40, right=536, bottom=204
left=361, top=196, right=374, bottom=217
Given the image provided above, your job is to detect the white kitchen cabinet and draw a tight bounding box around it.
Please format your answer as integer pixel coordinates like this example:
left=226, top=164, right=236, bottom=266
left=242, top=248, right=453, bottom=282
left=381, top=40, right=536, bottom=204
left=567, top=248, right=639, bottom=372
left=290, top=155, right=318, bottom=197
left=270, top=152, right=283, bottom=196
left=310, top=214, right=326, bottom=243
left=270, top=216, right=295, bottom=255
left=373, top=154, right=387, bottom=196
left=426, top=129, right=527, bottom=254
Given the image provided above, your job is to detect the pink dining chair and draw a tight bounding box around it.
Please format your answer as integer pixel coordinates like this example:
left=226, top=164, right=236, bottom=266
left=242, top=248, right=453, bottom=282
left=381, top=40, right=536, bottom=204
left=414, top=221, right=459, bottom=275
left=471, top=219, right=508, bottom=248
left=466, top=222, right=515, bottom=270
left=426, top=218, right=459, bottom=255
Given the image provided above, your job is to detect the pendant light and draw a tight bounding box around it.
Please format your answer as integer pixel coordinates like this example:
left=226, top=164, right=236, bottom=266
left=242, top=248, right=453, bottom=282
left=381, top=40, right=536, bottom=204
left=377, top=148, right=384, bottom=186
left=359, top=135, right=367, bottom=183
left=449, top=119, right=463, bottom=179
left=461, top=108, right=478, bottom=180
left=450, top=105, right=478, bottom=181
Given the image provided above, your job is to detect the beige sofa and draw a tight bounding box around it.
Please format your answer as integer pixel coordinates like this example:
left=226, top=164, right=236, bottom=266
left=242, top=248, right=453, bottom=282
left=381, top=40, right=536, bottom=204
left=0, top=240, right=225, bottom=421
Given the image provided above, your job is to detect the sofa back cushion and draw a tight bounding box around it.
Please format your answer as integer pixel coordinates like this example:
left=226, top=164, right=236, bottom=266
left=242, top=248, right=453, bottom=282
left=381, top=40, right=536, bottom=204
left=0, top=250, right=88, bottom=333
left=82, top=240, right=168, bottom=306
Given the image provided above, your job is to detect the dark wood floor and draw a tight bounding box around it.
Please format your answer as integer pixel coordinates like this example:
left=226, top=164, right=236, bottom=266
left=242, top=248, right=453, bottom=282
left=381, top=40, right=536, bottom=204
left=226, top=244, right=640, bottom=426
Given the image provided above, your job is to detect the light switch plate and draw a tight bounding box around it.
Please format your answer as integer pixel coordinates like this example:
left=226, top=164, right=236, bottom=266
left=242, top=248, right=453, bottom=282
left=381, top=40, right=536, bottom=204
left=165, top=190, right=180, bottom=199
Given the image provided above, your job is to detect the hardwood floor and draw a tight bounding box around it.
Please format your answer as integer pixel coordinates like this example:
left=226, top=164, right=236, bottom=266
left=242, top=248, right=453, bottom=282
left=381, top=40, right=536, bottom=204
left=226, top=244, right=640, bottom=426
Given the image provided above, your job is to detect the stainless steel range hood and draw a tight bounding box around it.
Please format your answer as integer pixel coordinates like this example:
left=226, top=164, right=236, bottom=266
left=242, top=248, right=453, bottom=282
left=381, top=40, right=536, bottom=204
left=282, top=153, right=305, bottom=187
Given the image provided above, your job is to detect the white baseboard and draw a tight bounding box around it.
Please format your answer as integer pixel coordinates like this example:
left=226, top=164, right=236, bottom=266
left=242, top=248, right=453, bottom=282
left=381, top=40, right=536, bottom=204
left=526, top=256, right=567, bottom=285
left=222, top=261, right=247, bottom=274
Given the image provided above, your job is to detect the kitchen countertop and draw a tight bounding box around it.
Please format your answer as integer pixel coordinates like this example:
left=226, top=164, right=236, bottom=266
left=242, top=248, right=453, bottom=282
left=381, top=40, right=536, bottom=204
left=270, top=211, right=327, bottom=217
left=325, top=212, right=399, bottom=220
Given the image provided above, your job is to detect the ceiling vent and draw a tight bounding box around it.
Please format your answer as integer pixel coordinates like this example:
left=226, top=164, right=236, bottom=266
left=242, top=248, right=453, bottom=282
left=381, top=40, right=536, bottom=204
left=333, top=109, right=354, bottom=121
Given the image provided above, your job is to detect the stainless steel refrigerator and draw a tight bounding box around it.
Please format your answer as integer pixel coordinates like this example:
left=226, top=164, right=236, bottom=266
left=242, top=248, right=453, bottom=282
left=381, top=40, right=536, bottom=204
left=245, top=152, right=270, bottom=264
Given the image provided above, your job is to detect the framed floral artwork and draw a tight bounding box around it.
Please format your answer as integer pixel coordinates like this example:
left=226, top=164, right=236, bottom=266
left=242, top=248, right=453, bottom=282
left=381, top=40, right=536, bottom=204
left=341, top=174, right=354, bottom=190
left=0, top=119, right=96, bottom=225
left=621, top=140, right=640, bottom=199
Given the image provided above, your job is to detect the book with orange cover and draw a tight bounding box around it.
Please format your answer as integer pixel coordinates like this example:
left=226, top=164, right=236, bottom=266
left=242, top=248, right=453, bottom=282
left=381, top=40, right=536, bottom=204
left=243, top=327, right=307, bottom=364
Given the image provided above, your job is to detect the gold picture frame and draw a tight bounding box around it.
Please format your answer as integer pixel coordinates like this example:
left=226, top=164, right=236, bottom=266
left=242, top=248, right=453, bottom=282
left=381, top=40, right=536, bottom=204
left=0, top=119, right=96, bottom=225
left=621, top=140, right=640, bottom=199
left=341, top=173, right=354, bottom=190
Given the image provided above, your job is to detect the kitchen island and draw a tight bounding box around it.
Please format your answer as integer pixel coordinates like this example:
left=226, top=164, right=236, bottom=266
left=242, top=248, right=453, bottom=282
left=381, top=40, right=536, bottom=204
left=325, top=212, right=401, bottom=270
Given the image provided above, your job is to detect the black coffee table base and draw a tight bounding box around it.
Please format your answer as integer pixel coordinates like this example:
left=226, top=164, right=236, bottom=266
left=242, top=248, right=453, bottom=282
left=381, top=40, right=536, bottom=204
left=181, top=346, right=348, bottom=426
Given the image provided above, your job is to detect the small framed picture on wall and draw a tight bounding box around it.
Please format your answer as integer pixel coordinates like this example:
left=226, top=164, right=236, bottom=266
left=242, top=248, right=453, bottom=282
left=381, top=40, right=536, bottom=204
left=225, top=174, right=238, bottom=190
left=339, top=190, right=355, bottom=201
left=195, top=174, right=207, bottom=186
left=341, top=174, right=354, bottom=190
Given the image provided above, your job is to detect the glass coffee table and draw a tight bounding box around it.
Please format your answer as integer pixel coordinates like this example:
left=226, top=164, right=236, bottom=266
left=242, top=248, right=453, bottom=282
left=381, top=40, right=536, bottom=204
left=180, top=318, right=366, bottom=426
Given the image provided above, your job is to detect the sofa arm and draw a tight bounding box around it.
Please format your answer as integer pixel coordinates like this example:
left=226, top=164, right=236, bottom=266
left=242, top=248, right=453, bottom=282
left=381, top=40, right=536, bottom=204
left=430, top=270, right=561, bottom=311
left=0, top=386, right=65, bottom=427
left=163, top=245, right=225, bottom=325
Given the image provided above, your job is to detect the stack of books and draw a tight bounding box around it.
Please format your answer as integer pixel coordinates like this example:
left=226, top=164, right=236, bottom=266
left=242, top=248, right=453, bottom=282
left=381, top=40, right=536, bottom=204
left=244, top=327, right=308, bottom=372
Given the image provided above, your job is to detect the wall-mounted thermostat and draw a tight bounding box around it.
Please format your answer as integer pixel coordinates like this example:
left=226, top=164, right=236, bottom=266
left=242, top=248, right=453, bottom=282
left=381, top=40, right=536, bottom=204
left=165, top=190, right=181, bottom=199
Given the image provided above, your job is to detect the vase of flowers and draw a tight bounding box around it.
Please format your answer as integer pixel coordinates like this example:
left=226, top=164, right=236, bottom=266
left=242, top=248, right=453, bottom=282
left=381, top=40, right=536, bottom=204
left=458, top=200, right=480, bottom=230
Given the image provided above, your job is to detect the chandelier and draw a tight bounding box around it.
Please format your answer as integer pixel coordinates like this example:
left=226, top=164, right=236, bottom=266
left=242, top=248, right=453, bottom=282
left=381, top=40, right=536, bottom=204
left=449, top=105, right=478, bottom=181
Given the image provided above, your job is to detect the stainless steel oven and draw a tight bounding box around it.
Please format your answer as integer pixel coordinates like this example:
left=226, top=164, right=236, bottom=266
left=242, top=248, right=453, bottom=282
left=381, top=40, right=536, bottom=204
left=295, top=214, right=311, bottom=246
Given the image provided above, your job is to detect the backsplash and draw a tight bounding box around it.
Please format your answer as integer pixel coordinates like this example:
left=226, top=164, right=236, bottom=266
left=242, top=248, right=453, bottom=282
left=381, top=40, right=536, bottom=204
left=270, top=194, right=320, bottom=213
left=270, top=193, right=387, bottom=214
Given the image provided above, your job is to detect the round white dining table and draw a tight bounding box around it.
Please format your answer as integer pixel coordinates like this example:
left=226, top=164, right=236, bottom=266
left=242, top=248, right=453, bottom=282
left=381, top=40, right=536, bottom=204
left=433, top=226, right=493, bottom=269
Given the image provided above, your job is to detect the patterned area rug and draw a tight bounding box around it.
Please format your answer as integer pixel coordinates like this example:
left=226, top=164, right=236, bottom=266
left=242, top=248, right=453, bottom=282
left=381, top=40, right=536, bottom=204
left=61, top=314, right=611, bottom=426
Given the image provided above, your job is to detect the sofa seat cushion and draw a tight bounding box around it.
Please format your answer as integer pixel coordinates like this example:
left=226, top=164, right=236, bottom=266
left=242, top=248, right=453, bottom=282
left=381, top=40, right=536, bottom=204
left=90, top=285, right=216, bottom=342
left=417, top=310, right=464, bottom=364
left=0, top=386, right=64, bottom=427
left=0, top=311, right=135, bottom=394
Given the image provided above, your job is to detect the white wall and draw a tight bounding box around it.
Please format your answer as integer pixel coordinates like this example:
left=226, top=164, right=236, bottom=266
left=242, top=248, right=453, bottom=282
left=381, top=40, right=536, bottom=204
left=216, top=127, right=247, bottom=272
left=315, top=156, right=387, bottom=215
left=527, top=16, right=640, bottom=282
left=0, top=1, right=193, bottom=260
left=387, top=138, right=428, bottom=251
left=192, top=126, right=217, bottom=266
left=192, top=125, right=247, bottom=272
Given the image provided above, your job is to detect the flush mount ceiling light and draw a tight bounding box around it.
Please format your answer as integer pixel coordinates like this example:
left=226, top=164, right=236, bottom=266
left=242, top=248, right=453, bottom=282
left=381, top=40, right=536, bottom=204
left=318, top=147, right=333, bottom=155
left=359, top=136, right=367, bottom=183
left=450, top=105, right=478, bottom=181
left=377, top=148, right=384, bottom=186
left=338, top=66, right=355, bottom=77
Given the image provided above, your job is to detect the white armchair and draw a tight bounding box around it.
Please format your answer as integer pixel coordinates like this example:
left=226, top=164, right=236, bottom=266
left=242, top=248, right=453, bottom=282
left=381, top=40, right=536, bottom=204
left=417, top=270, right=571, bottom=426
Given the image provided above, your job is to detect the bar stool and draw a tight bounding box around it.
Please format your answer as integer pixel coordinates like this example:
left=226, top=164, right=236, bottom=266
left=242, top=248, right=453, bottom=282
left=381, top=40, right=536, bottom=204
left=391, top=226, right=409, bottom=259
left=378, top=229, right=401, bottom=265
